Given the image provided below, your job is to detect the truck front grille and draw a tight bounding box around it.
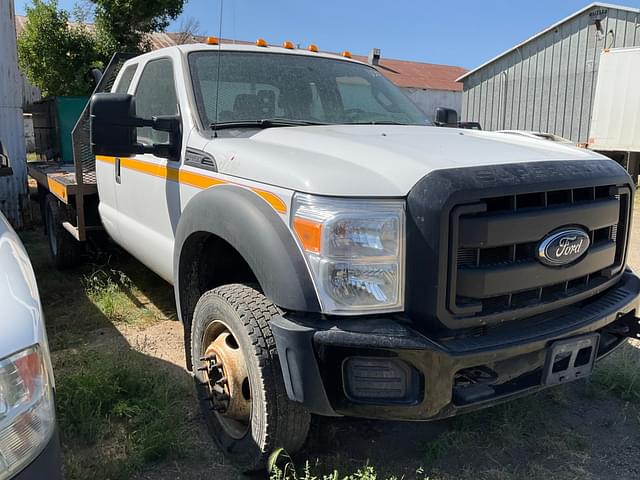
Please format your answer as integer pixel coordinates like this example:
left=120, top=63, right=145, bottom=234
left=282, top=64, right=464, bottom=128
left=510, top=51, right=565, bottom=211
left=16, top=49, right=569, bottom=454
left=448, top=185, right=632, bottom=321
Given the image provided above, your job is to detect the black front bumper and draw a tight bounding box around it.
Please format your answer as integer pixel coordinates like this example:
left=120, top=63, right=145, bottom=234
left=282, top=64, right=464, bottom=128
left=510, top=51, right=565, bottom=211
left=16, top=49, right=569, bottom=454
left=272, top=270, right=640, bottom=421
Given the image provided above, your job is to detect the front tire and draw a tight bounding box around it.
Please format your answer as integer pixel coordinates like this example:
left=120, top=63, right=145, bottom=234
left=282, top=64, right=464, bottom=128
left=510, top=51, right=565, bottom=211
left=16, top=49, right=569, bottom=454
left=190, top=284, right=311, bottom=472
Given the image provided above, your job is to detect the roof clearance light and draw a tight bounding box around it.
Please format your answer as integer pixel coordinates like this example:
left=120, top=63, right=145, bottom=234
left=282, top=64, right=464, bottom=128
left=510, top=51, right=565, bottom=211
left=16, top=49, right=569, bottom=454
left=341, top=50, right=352, bottom=58
left=256, top=38, right=268, bottom=47
left=206, top=36, right=219, bottom=45
left=308, top=44, right=319, bottom=52
left=282, top=40, right=295, bottom=49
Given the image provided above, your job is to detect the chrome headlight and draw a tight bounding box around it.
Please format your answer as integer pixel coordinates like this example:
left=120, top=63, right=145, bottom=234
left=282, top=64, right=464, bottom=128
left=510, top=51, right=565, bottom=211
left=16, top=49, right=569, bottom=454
left=292, top=194, right=405, bottom=314
left=0, top=345, right=55, bottom=480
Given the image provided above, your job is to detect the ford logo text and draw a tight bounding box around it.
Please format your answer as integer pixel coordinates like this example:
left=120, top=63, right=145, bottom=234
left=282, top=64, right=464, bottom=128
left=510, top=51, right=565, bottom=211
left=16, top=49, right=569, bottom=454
left=537, top=228, right=590, bottom=267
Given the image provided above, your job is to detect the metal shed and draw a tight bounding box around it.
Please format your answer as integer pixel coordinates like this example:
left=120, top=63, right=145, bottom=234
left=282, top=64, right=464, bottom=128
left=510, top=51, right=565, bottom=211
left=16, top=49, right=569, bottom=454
left=0, top=0, right=27, bottom=228
left=457, top=3, right=640, bottom=144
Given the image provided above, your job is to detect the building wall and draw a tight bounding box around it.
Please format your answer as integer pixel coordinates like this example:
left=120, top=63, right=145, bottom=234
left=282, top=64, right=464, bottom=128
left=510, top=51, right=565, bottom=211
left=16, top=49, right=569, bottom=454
left=0, top=0, right=27, bottom=228
left=461, top=5, right=640, bottom=143
left=403, top=88, right=462, bottom=122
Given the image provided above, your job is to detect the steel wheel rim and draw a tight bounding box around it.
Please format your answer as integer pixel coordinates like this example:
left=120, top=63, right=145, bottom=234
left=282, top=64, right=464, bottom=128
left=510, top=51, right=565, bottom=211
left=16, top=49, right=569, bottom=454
left=199, top=320, right=252, bottom=440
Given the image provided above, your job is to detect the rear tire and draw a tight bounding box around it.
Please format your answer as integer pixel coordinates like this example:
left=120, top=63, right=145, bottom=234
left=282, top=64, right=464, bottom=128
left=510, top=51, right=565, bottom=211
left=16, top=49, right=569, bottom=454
left=191, top=284, right=311, bottom=472
left=44, top=195, right=82, bottom=269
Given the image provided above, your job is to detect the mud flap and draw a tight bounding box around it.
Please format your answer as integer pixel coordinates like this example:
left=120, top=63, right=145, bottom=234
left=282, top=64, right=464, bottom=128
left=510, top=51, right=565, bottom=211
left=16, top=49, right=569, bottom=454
left=542, top=333, right=600, bottom=386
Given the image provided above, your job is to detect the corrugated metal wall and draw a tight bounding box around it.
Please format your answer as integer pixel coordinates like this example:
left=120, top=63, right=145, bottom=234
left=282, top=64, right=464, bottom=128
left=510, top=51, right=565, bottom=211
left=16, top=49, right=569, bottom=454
left=461, top=5, right=640, bottom=144
left=1, top=0, right=27, bottom=228
left=403, top=88, right=462, bottom=122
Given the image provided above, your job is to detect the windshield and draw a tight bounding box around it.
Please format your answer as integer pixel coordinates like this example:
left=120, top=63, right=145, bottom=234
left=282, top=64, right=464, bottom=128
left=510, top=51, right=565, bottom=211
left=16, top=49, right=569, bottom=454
left=188, top=51, right=430, bottom=127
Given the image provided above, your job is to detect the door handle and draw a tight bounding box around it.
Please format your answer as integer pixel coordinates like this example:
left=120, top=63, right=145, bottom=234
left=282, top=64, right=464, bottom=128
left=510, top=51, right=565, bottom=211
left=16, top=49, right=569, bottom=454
left=115, top=157, right=121, bottom=184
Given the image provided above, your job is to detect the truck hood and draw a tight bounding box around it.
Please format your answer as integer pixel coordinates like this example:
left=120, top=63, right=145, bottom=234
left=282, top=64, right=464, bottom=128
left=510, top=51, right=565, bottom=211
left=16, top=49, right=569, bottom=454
left=219, top=125, right=605, bottom=196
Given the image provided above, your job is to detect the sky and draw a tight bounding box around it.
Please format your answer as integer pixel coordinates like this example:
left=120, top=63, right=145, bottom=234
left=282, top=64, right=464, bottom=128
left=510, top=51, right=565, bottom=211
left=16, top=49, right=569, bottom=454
left=14, top=0, right=640, bottom=69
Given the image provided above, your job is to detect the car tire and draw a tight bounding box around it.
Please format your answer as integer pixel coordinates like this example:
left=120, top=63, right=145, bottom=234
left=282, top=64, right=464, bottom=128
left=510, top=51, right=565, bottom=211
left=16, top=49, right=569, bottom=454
left=191, top=284, right=311, bottom=472
left=44, top=194, right=82, bottom=269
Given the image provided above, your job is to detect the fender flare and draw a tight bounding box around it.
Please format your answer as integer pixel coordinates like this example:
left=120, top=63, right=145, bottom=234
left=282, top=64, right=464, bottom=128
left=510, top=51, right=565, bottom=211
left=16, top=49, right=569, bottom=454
left=173, top=185, right=321, bottom=325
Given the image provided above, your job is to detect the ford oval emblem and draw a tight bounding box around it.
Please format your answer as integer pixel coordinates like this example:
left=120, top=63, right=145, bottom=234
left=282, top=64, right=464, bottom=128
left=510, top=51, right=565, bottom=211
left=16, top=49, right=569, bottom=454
left=537, top=228, right=590, bottom=267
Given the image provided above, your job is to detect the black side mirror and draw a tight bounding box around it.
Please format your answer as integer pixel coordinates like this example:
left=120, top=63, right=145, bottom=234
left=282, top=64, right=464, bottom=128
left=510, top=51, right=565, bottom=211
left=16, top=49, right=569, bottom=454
left=434, top=107, right=458, bottom=127
left=90, top=93, right=181, bottom=160
left=0, top=140, right=13, bottom=177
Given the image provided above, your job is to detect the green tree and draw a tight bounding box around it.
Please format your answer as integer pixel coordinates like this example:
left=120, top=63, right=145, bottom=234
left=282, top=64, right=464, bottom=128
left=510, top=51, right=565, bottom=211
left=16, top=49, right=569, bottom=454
left=17, top=0, right=100, bottom=97
left=92, top=0, right=185, bottom=56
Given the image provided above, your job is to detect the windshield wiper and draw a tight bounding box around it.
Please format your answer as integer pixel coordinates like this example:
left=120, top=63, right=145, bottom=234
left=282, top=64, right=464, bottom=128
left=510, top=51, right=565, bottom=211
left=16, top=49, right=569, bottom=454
left=345, top=121, right=423, bottom=126
left=210, top=118, right=328, bottom=130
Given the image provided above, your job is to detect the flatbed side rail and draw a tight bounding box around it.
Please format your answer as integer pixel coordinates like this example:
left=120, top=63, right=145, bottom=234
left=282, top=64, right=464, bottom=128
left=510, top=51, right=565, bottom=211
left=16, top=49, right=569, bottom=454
left=70, top=52, right=137, bottom=241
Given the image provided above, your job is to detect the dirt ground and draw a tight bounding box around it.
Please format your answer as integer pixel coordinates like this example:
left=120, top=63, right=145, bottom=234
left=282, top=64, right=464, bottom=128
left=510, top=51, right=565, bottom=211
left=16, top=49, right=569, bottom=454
left=27, top=194, right=640, bottom=480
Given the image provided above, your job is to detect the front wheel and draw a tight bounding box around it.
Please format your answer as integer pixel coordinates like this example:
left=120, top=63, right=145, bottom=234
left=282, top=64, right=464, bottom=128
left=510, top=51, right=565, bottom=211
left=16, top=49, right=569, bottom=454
left=190, top=284, right=311, bottom=472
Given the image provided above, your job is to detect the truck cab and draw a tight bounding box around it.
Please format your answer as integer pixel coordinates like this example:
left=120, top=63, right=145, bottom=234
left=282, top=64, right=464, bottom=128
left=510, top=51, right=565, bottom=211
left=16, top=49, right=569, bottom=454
left=84, top=42, right=640, bottom=472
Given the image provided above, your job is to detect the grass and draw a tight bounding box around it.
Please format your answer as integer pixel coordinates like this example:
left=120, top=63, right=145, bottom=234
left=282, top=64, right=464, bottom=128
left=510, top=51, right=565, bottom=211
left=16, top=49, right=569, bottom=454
left=83, top=267, right=158, bottom=325
left=20, top=230, right=174, bottom=350
left=19, top=228, right=190, bottom=479
left=590, top=341, right=640, bottom=403
left=56, top=350, right=192, bottom=480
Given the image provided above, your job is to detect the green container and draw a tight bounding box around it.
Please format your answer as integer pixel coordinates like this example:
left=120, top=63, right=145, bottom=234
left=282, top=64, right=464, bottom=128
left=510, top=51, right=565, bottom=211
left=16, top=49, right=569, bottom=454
left=55, top=96, right=89, bottom=164
left=32, top=96, right=89, bottom=164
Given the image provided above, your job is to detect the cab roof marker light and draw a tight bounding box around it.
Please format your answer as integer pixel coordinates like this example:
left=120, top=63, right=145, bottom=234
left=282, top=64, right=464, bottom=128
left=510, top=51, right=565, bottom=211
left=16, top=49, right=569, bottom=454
left=308, top=44, right=319, bottom=52
left=282, top=40, right=295, bottom=49
left=256, top=38, right=268, bottom=47
left=206, top=37, right=219, bottom=45
left=342, top=50, right=352, bottom=58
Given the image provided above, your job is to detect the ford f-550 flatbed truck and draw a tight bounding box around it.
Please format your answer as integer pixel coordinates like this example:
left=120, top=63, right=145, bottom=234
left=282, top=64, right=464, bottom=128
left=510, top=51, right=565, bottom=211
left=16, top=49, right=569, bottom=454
left=29, top=40, right=640, bottom=472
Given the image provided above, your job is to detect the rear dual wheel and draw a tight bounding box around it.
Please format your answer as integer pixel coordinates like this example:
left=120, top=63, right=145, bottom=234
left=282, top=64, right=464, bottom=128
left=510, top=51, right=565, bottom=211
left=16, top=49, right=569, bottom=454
left=44, top=194, right=83, bottom=269
left=191, top=284, right=311, bottom=472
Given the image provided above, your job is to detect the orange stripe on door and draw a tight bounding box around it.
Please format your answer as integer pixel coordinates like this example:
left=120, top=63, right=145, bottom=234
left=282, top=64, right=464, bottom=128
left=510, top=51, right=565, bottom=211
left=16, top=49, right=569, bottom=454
left=95, top=155, right=287, bottom=213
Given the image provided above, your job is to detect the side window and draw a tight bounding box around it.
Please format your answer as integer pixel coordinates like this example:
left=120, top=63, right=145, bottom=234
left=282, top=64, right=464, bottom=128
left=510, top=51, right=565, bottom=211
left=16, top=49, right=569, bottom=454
left=134, top=58, right=178, bottom=146
left=114, top=64, right=137, bottom=94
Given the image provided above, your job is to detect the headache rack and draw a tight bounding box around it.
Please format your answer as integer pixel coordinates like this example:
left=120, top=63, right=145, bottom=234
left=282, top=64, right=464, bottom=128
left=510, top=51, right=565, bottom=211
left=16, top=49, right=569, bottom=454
left=28, top=53, right=135, bottom=241
left=447, top=184, right=633, bottom=324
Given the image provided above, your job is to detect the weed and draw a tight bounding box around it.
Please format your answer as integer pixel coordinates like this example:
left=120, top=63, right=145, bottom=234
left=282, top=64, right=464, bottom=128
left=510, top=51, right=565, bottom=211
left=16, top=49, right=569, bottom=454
left=268, top=449, right=415, bottom=480
left=56, top=351, right=191, bottom=480
left=83, top=268, right=141, bottom=323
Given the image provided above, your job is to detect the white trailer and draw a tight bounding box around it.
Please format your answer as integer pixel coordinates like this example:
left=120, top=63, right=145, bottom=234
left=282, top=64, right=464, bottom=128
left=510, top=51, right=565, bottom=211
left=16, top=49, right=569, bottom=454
left=588, top=47, right=640, bottom=184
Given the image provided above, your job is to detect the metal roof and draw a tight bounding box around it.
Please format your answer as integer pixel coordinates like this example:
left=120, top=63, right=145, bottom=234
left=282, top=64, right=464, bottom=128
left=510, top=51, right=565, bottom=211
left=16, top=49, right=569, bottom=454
left=14, top=15, right=466, bottom=92
left=456, top=2, right=640, bottom=82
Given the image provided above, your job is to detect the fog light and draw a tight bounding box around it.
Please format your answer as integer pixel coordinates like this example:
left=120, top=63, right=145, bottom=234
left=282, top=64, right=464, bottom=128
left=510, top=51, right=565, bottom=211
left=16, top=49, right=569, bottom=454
left=342, top=357, right=419, bottom=404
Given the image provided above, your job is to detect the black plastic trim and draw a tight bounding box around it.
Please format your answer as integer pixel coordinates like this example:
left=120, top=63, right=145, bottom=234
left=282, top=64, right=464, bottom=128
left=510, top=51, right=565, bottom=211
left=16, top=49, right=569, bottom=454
left=457, top=241, right=616, bottom=298
left=271, top=270, right=640, bottom=420
left=459, top=198, right=619, bottom=248
left=406, top=159, right=635, bottom=331
left=173, top=184, right=320, bottom=321
left=270, top=315, right=338, bottom=416
left=184, top=147, right=218, bottom=172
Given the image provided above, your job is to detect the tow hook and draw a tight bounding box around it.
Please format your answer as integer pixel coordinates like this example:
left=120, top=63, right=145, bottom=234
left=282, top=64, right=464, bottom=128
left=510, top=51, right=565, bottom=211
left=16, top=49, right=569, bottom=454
left=606, top=310, right=640, bottom=339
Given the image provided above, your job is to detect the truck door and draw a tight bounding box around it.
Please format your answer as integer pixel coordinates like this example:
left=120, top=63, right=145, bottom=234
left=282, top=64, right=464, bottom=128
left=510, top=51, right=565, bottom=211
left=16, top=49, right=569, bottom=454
left=114, top=57, right=182, bottom=282
left=96, top=63, right=138, bottom=245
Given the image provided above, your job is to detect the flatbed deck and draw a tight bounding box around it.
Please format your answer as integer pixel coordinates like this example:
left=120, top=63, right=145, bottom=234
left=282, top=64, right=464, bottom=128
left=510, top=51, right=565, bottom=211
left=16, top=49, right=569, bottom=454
left=28, top=161, right=97, bottom=204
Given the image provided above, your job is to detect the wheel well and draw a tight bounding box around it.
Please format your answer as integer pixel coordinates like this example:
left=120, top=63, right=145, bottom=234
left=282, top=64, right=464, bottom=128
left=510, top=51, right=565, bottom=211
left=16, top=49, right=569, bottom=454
left=178, top=231, right=258, bottom=369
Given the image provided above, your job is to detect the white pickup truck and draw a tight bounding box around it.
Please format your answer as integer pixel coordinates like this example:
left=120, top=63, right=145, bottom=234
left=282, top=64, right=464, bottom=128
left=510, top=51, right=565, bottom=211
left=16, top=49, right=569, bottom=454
left=31, top=41, right=639, bottom=471
left=0, top=171, right=62, bottom=479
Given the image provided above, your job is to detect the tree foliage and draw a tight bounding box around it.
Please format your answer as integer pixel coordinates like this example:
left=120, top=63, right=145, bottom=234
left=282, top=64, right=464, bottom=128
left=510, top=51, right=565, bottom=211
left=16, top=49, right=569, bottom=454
left=17, top=0, right=100, bottom=96
left=17, top=0, right=186, bottom=97
left=92, top=0, right=185, bottom=56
